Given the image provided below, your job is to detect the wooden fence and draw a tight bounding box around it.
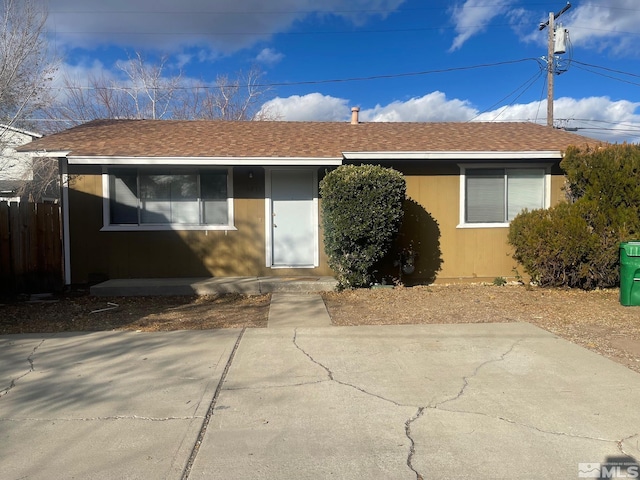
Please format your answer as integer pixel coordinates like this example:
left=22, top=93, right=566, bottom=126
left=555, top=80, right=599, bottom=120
left=0, top=201, right=63, bottom=294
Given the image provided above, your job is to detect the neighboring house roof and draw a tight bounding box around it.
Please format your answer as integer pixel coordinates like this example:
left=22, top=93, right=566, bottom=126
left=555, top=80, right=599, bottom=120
left=0, top=123, right=42, bottom=140
left=17, top=119, right=598, bottom=159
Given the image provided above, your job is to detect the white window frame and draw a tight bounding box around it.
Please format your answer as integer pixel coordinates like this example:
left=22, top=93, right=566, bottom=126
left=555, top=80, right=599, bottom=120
left=458, top=163, right=551, bottom=229
left=101, top=166, right=236, bottom=231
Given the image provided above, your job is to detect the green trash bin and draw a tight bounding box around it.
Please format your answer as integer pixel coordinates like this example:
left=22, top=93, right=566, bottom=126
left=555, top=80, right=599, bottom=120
left=620, top=242, right=640, bottom=306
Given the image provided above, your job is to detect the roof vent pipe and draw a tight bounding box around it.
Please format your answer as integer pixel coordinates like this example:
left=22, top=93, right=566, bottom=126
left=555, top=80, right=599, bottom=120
left=351, top=107, right=360, bottom=125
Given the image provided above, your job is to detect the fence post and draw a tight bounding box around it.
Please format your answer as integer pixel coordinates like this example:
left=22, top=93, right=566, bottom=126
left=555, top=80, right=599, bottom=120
left=0, top=202, right=10, bottom=291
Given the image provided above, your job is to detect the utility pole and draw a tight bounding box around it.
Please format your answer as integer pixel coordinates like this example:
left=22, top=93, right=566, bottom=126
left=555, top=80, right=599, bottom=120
left=539, top=2, right=571, bottom=127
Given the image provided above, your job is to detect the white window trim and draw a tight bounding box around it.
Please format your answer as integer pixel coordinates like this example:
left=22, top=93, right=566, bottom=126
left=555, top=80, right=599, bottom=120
left=457, top=163, right=551, bottom=229
left=60, top=159, right=72, bottom=286
left=101, top=167, right=236, bottom=231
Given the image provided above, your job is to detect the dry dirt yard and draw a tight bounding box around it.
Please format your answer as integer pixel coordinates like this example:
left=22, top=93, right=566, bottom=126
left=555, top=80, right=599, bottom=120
left=324, top=284, right=640, bottom=374
left=1, top=284, right=639, bottom=374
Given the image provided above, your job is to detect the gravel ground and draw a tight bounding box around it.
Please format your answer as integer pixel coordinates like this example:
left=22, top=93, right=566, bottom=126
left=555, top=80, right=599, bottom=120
left=323, top=284, right=640, bottom=374
left=0, top=293, right=271, bottom=333
left=1, top=284, right=639, bottom=374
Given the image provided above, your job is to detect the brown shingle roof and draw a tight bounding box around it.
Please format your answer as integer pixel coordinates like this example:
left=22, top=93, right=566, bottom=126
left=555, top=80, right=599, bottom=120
left=19, top=119, right=598, bottom=158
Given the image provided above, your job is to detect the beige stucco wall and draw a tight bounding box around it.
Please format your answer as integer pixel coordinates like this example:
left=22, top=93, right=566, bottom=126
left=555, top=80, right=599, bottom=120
left=66, top=166, right=332, bottom=284
left=397, top=166, right=566, bottom=284
left=65, top=161, right=566, bottom=285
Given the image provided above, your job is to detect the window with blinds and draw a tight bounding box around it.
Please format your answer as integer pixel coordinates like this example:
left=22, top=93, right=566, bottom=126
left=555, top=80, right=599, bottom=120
left=463, top=167, right=546, bottom=225
left=107, top=168, right=231, bottom=228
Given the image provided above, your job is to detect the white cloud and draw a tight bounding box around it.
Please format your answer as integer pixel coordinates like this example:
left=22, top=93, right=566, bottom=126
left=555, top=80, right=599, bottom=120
left=261, top=91, right=640, bottom=143
left=361, top=92, right=476, bottom=121
left=260, top=93, right=350, bottom=121
left=554, top=96, right=640, bottom=142
left=51, top=59, right=115, bottom=91
left=449, top=0, right=513, bottom=51
left=449, top=0, right=640, bottom=56
left=563, top=0, right=640, bottom=56
left=46, top=0, right=405, bottom=53
left=263, top=91, right=477, bottom=123
left=54, top=59, right=111, bottom=83
left=256, top=48, right=284, bottom=65
left=516, top=0, right=640, bottom=56
left=174, top=53, right=194, bottom=69
left=471, top=96, right=640, bottom=143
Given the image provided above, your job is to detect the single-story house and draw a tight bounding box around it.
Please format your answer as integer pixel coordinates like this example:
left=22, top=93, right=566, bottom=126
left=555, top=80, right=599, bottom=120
left=0, top=124, right=43, bottom=202
left=18, top=113, right=597, bottom=286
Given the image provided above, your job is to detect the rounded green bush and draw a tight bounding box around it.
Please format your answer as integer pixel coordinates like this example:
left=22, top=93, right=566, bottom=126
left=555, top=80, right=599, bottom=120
left=320, top=165, right=406, bottom=289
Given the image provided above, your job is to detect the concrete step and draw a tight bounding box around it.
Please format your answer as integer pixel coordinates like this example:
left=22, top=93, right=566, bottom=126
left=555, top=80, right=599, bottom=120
left=90, top=276, right=337, bottom=296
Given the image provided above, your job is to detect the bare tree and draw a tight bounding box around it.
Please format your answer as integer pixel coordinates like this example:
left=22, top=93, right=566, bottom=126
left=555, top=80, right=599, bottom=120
left=0, top=0, right=57, bottom=132
left=45, top=52, right=182, bottom=131
left=173, top=66, right=273, bottom=121
left=47, top=56, right=274, bottom=128
left=0, top=0, right=58, bottom=201
left=14, top=156, right=59, bottom=201
left=114, top=52, right=182, bottom=120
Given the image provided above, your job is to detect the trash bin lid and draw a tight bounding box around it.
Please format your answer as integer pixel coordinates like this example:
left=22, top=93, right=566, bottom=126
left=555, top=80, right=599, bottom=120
left=621, top=242, right=640, bottom=256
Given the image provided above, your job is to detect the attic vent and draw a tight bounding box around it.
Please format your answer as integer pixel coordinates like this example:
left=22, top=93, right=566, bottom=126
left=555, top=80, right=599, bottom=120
left=351, top=107, right=360, bottom=125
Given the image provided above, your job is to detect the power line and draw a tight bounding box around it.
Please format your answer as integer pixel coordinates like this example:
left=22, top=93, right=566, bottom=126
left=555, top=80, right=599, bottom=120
left=572, top=64, right=640, bottom=88
left=560, top=118, right=640, bottom=131
left=48, top=58, right=540, bottom=91
left=468, top=65, right=546, bottom=122
left=572, top=60, right=640, bottom=79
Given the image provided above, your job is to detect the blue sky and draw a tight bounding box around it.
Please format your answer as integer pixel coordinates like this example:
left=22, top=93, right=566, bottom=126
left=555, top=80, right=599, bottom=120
left=46, top=0, right=640, bottom=143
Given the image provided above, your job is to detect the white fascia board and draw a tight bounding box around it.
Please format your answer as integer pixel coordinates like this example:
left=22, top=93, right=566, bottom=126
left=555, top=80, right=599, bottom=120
left=29, top=150, right=71, bottom=158
left=342, top=151, right=563, bottom=160
left=67, top=156, right=343, bottom=166
left=0, top=124, right=43, bottom=138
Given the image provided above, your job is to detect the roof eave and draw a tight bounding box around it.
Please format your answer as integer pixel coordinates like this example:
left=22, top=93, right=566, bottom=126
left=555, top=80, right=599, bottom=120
left=27, top=150, right=71, bottom=157
left=66, top=156, right=344, bottom=166
left=342, top=151, right=564, bottom=160
left=0, top=124, right=42, bottom=138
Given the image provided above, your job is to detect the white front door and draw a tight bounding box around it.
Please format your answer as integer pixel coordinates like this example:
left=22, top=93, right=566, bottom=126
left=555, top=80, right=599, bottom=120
left=268, top=169, right=318, bottom=267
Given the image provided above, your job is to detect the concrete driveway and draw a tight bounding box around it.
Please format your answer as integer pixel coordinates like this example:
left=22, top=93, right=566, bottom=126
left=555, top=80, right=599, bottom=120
left=2, top=323, right=639, bottom=479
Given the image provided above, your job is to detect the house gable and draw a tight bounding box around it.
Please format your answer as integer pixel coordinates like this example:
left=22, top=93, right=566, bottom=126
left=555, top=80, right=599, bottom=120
left=1, top=124, right=43, bottom=200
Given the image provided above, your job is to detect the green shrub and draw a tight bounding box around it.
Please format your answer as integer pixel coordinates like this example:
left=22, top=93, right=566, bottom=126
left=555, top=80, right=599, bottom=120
left=508, top=203, right=603, bottom=288
left=562, top=144, right=640, bottom=215
left=320, top=165, right=406, bottom=289
left=508, top=144, right=640, bottom=289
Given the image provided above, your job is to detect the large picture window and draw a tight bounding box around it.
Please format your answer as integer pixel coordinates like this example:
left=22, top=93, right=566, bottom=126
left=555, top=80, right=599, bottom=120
left=105, top=168, right=233, bottom=230
left=460, top=166, right=547, bottom=227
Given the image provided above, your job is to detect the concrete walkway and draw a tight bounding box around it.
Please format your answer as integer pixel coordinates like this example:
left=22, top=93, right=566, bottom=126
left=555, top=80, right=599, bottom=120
left=2, top=324, right=640, bottom=479
left=268, top=293, right=332, bottom=327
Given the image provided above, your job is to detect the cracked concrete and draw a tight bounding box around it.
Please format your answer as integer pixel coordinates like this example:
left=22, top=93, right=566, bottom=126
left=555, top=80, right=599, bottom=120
left=405, top=407, right=426, bottom=480
left=293, top=328, right=420, bottom=478
left=188, top=327, right=416, bottom=480
left=1, top=336, right=49, bottom=398
left=432, top=338, right=522, bottom=409
left=187, top=323, right=640, bottom=480
left=2, top=323, right=640, bottom=479
left=398, top=337, right=525, bottom=479
left=292, top=328, right=406, bottom=407
left=0, top=330, right=242, bottom=479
